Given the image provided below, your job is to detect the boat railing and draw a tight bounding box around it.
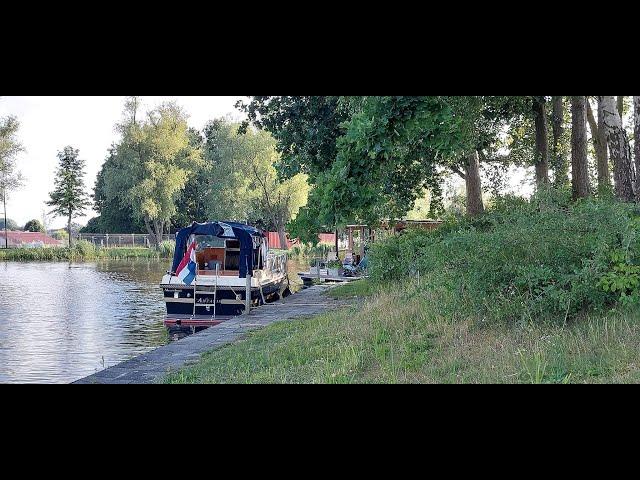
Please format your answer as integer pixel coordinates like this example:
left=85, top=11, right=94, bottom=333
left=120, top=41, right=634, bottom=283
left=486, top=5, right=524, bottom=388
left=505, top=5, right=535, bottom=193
left=266, top=252, right=288, bottom=274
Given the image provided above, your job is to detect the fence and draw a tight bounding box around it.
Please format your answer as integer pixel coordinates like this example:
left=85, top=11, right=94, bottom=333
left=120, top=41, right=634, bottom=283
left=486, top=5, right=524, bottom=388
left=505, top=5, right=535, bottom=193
left=75, top=233, right=176, bottom=248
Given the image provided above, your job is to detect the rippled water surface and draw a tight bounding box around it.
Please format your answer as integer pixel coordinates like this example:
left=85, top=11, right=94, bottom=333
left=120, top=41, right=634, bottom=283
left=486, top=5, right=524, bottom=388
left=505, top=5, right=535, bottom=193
left=0, top=260, right=169, bottom=383
left=0, top=258, right=308, bottom=384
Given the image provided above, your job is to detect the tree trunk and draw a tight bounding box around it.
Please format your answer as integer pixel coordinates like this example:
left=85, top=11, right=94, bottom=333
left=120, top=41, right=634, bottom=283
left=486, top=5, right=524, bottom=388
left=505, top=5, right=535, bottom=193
left=571, top=96, right=590, bottom=200
left=464, top=151, right=484, bottom=217
left=533, top=97, right=550, bottom=186
left=3, top=187, right=7, bottom=249
left=277, top=224, right=289, bottom=251
left=635, top=96, right=640, bottom=195
left=144, top=217, right=161, bottom=249
left=68, top=213, right=73, bottom=248
left=600, top=96, right=635, bottom=202
left=587, top=98, right=611, bottom=192
left=618, top=96, right=625, bottom=118
left=552, top=96, right=568, bottom=186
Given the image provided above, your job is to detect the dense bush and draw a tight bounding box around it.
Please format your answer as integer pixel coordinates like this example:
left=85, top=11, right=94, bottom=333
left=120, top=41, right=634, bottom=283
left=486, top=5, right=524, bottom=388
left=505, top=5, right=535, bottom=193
left=158, top=240, right=175, bottom=258
left=74, top=240, right=96, bottom=257
left=369, top=194, right=640, bottom=324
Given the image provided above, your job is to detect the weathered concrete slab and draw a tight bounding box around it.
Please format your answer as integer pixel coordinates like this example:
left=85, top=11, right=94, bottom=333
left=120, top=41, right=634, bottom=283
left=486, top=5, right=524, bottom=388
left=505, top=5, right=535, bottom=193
left=73, top=285, right=350, bottom=384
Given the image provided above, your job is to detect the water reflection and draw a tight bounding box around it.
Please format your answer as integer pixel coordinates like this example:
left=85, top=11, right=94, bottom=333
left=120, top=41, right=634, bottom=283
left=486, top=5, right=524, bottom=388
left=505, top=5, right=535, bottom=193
left=0, top=260, right=168, bottom=383
left=0, top=258, right=308, bottom=383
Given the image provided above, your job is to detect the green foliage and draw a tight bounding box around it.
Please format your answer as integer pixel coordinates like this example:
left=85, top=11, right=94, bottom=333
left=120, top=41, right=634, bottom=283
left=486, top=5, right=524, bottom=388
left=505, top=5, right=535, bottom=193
left=23, top=219, right=45, bottom=232
left=158, top=240, right=175, bottom=258
left=369, top=195, right=640, bottom=324
left=73, top=240, right=96, bottom=257
left=46, top=146, right=90, bottom=241
left=598, top=220, right=640, bottom=305
left=0, top=218, right=19, bottom=230
left=0, top=246, right=172, bottom=261
left=102, top=98, right=201, bottom=242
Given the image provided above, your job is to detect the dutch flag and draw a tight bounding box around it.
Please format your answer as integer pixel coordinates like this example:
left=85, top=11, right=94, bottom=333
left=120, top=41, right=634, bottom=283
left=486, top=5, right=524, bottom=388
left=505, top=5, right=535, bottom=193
left=176, top=241, right=197, bottom=285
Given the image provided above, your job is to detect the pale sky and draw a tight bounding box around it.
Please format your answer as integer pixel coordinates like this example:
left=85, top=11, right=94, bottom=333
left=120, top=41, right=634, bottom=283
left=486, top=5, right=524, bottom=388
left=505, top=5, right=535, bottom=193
left=0, top=96, right=245, bottom=229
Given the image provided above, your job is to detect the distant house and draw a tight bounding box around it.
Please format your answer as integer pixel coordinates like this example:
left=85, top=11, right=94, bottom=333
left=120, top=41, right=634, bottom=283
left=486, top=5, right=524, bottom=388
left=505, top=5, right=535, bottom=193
left=0, top=231, right=63, bottom=248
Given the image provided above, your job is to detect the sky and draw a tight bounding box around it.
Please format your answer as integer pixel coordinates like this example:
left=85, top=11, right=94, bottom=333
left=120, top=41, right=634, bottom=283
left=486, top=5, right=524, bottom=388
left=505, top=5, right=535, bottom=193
left=0, top=96, right=245, bottom=229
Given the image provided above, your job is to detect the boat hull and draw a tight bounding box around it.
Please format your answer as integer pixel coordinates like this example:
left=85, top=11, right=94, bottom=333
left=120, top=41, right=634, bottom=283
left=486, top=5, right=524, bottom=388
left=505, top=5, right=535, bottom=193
left=161, top=278, right=287, bottom=318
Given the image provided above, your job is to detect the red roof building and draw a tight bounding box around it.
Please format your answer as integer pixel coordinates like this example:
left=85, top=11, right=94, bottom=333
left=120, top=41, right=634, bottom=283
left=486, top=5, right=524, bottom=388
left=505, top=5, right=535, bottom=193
left=0, top=231, right=63, bottom=247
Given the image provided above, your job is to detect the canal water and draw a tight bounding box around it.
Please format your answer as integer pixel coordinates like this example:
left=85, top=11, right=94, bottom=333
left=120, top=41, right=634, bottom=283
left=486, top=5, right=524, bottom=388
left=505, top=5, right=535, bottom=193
left=0, top=259, right=307, bottom=383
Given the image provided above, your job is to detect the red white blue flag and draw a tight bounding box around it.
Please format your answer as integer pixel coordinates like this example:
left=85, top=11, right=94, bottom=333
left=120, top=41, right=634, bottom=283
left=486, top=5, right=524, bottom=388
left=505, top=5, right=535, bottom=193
left=176, top=241, right=197, bottom=285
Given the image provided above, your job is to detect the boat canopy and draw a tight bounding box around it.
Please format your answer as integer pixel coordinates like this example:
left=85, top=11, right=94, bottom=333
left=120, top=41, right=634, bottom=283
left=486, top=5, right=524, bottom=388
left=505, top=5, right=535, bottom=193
left=171, top=221, right=265, bottom=278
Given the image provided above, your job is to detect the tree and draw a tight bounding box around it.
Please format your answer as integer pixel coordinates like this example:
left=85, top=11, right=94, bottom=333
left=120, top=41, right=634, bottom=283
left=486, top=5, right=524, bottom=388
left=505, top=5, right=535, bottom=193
left=88, top=147, right=145, bottom=233
left=634, top=96, right=640, bottom=194
left=571, top=96, right=590, bottom=199
left=532, top=96, right=550, bottom=186
left=586, top=97, right=610, bottom=193
left=599, top=96, right=635, bottom=201
left=105, top=98, right=201, bottom=246
left=23, top=219, right=45, bottom=233
left=0, top=115, right=24, bottom=248
left=202, top=119, right=309, bottom=248
left=0, top=218, right=19, bottom=230
left=46, top=146, right=90, bottom=247
left=552, top=96, right=569, bottom=187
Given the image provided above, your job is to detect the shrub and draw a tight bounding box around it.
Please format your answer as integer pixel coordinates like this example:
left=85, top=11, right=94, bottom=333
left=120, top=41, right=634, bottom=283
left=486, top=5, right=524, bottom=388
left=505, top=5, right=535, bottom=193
left=158, top=240, right=175, bottom=258
left=74, top=240, right=96, bottom=257
left=369, top=194, right=640, bottom=324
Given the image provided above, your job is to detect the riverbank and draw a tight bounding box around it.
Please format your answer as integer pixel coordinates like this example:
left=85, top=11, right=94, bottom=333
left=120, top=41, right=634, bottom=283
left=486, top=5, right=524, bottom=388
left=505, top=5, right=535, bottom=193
left=0, top=245, right=172, bottom=261
left=164, top=279, right=640, bottom=384
left=75, top=284, right=350, bottom=384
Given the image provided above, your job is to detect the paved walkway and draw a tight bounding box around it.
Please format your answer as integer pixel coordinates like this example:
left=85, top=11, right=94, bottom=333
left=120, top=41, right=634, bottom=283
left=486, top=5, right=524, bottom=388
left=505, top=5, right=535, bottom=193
left=73, top=284, right=351, bottom=384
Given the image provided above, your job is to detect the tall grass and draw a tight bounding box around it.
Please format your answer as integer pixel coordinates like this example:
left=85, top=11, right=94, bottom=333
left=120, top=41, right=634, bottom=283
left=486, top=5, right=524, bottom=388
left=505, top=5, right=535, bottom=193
left=165, top=279, right=640, bottom=384
left=0, top=243, right=172, bottom=261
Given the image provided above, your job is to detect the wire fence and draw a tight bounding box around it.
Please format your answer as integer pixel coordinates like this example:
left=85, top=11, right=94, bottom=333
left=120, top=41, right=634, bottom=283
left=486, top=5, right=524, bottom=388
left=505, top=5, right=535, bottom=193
left=75, top=233, right=176, bottom=248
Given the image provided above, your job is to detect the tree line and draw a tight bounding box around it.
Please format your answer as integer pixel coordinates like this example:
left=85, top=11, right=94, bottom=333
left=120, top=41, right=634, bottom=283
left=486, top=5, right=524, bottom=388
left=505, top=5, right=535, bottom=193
left=236, top=96, right=640, bottom=243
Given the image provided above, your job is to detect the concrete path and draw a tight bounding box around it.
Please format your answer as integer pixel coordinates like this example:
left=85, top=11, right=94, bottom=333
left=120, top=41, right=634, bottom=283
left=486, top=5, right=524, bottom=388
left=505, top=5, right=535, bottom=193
left=73, top=284, right=350, bottom=384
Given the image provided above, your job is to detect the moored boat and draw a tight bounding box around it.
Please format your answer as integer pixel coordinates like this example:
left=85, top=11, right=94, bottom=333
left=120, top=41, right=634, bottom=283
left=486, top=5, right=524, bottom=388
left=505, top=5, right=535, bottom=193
left=160, top=221, right=288, bottom=328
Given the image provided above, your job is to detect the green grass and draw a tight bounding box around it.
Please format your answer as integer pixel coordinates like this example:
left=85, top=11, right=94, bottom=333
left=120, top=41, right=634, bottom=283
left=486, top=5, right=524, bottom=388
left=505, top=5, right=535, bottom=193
left=164, top=279, right=640, bottom=384
left=327, top=279, right=377, bottom=298
left=0, top=246, right=171, bottom=261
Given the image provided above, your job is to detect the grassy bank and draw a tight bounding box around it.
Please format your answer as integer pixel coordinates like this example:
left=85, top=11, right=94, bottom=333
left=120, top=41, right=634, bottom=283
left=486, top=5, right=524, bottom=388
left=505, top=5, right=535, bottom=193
left=0, top=245, right=172, bottom=261
left=164, top=280, right=640, bottom=384
left=165, top=194, right=640, bottom=384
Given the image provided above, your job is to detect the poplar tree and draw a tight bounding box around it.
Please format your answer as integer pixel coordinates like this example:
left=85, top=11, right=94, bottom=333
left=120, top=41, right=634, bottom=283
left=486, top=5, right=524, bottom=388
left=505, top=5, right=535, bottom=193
left=47, top=146, right=90, bottom=247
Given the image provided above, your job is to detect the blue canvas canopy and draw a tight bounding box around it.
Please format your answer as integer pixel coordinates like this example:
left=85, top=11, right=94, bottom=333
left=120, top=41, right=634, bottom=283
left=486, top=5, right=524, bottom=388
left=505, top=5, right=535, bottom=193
left=171, top=222, right=265, bottom=278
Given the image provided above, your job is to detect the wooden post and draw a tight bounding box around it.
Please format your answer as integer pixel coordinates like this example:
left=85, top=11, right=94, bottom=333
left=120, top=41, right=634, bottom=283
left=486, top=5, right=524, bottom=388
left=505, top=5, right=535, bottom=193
left=106, top=234, right=109, bottom=248
left=244, top=255, right=252, bottom=315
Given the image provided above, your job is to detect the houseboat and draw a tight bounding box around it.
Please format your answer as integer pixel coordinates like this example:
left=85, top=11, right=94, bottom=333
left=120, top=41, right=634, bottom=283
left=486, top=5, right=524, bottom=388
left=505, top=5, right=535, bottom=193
left=160, top=221, right=289, bottom=328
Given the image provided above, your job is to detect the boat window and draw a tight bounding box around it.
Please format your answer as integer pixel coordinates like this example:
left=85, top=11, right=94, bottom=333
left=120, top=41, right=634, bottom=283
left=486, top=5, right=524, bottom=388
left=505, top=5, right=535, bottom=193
left=194, top=235, right=226, bottom=250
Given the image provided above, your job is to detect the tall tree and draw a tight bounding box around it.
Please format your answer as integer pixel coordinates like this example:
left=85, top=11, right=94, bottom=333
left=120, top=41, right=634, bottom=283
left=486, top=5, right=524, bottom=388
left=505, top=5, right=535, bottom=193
left=532, top=96, right=550, bottom=186
left=571, top=96, right=590, bottom=199
left=202, top=119, right=309, bottom=248
left=600, top=96, right=635, bottom=201
left=635, top=96, right=640, bottom=195
left=464, top=151, right=485, bottom=216
left=551, top=96, right=568, bottom=186
left=586, top=98, right=610, bottom=192
left=0, top=115, right=24, bottom=248
left=46, top=146, right=90, bottom=247
left=106, top=99, right=201, bottom=246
